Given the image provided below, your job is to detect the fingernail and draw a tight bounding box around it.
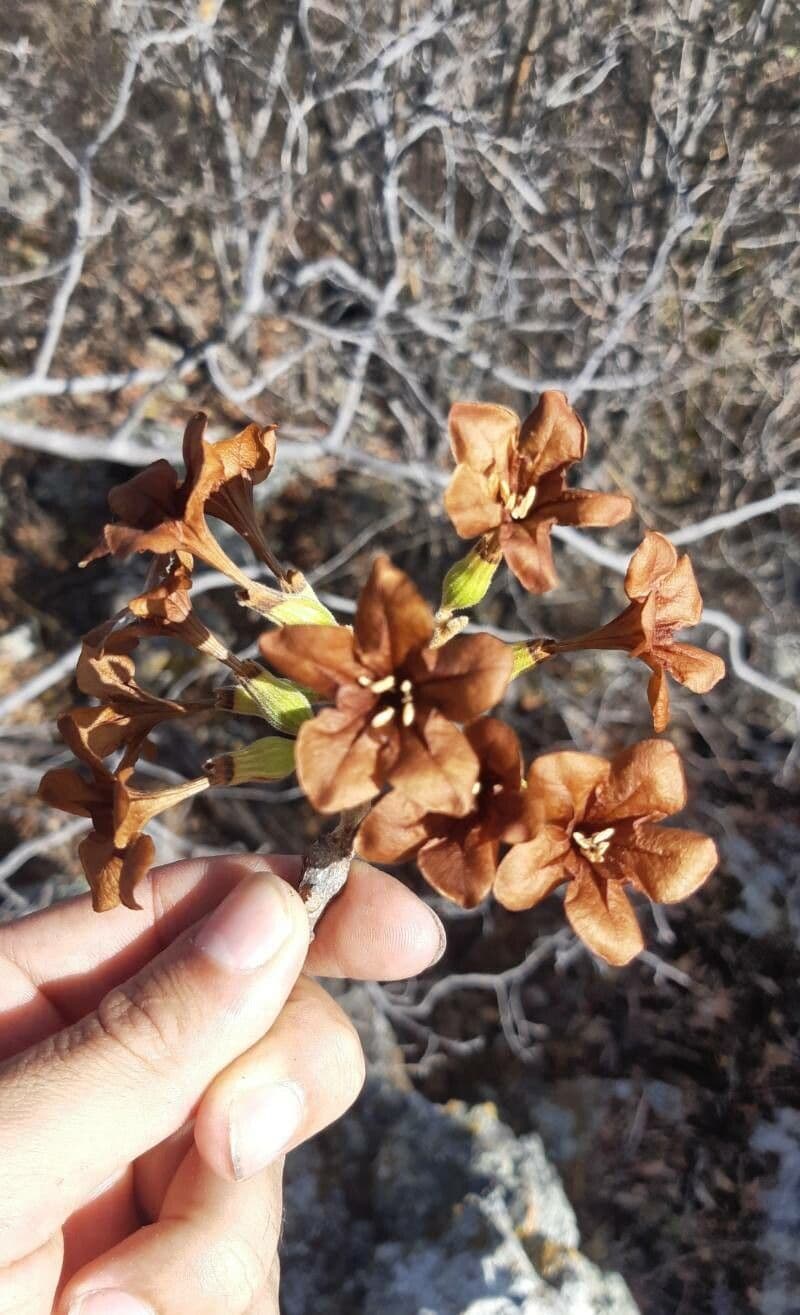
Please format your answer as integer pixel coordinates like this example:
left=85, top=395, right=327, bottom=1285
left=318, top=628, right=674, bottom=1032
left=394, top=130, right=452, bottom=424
left=69, top=1292, right=154, bottom=1315
left=427, top=905, right=447, bottom=965
left=229, top=1080, right=305, bottom=1179
left=194, top=873, right=297, bottom=972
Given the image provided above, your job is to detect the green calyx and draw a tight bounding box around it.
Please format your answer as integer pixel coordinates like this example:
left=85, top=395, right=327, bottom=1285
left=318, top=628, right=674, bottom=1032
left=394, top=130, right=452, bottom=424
left=269, top=591, right=337, bottom=626
left=206, top=735, right=297, bottom=786
left=439, top=540, right=501, bottom=616
left=217, top=670, right=314, bottom=734
left=510, top=640, right=551, bottom=680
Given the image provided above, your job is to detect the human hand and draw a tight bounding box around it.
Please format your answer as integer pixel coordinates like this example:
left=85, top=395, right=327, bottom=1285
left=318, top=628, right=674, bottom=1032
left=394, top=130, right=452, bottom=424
left=0, top=854, right=444, bottom=1314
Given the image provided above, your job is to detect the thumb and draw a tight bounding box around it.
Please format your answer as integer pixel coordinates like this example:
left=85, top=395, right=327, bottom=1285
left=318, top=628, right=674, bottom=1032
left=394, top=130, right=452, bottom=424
left=0, top=870, right=308, bottom=1268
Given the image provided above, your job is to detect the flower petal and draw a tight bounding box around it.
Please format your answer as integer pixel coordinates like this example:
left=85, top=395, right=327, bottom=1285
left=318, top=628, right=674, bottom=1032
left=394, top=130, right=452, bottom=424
left=535, top=484, right=633, bottom=529
left=353, top=555, right=433, bottom=671
left=466, top=717, right=523, bottom=790
left=78, top=831, right=155, bottom=913
left=295, top=706, right=397, bottom=812
left=389, top=711, right=479, bottom=816
left=660, top=642, right=726, bottom=694
left=60, top=705, right=172, bottom=763
left=78, top=834, right=127, bottom=912
left=118, top=832, right=157, bottom=911
left=564, top=867, right=644, bottom=965
left=39, top=766, right=103, bottom=818
left=418, top=833, right=497, bottom=908
left=624, top=531, right=678, bottom=601
left=525, top=752, right=610, bottom=827
left=444, top=463, right=504, bottom=539
left=356, top=790, right=432, bottom=863
left=651, top=552, right=704, bottom=629
left=260, top=625, right=362, bottom=697
left=500, top=519, right=558, bottom=593
left=415, top=633, right=512, bottom=721
left=588, top=739, right=686, bottom=824
left=647, top=664, right=671, bottom=732
left=517, top=391, right=587, bottom=479
left=493, top=826, right=571, bottom=910
left=614, top=823, right=718, bottom=904
left=448, top=401, right=518, bottom=473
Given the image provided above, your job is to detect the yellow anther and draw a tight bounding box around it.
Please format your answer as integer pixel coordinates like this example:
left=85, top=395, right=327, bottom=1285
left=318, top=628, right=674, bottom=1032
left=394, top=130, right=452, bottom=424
left=471, top=781, right=482, bottom=796
left=401, top=700, right=415, bottom=727
left=399, top=678, right=413, bottom=695
left=357, top=675, right=372, bottom=687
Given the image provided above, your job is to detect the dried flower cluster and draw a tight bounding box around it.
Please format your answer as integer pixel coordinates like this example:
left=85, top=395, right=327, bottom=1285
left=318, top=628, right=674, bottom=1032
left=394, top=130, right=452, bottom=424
left=40, top=396, right=725, bottom=966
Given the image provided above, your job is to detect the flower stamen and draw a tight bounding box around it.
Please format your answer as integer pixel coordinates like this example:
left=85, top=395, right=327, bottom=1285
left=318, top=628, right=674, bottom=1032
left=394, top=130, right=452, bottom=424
left=499, top=480, right=538, bottom=521
left=370, top=705, right=395, bottom=728
left=370, top=674, right=397, bottom=694
left=573, top=826, right=615, bottom=864
left=398, top=677, right=416, bottom=727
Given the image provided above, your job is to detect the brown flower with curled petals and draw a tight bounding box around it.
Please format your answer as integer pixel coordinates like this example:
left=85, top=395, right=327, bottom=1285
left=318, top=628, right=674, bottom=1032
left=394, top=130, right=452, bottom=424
left=444, top=393, right=632, bottom=593
left=357, top=719, right=525, bottom=908
left=260, top=556, right=513, bottom=815
left=493, top=740, right=718, bottom=966
left=126, top=557, right=261, bottom=680
left=547, top=532, right=725, bottom=730
left=38, top=738, right=154, bottom=912
left=81, top=413, right=285, bottom=612
left=64, top=618, right=209, bottom=762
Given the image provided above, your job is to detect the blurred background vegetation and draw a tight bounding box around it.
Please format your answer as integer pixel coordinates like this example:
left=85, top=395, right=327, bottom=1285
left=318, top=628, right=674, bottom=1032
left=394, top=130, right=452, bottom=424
left=1, top=3, right=798, bottom=1311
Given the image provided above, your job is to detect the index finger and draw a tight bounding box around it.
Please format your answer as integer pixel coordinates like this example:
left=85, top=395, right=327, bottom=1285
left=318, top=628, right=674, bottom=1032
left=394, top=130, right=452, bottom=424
left=0, top=856, right=444, bottom=1019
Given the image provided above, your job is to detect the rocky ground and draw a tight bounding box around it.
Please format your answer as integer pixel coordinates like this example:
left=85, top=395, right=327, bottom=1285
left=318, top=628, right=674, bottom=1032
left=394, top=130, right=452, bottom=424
left=282, top=985, right=640, bottom=1315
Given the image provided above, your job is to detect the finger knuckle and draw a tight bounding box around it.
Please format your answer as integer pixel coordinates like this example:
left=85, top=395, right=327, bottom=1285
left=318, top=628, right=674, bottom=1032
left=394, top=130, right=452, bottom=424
left=199, top=1232, right=273, bottom=1311
left=92, top=967, right=190, bottom=1073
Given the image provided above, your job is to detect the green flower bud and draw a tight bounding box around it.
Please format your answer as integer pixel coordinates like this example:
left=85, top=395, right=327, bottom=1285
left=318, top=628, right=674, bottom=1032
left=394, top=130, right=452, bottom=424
left=217, top=671, right=313, bottom=734
left=205, top=735, right=296, bottom=786
left=439, top=539, right=501, bottom=616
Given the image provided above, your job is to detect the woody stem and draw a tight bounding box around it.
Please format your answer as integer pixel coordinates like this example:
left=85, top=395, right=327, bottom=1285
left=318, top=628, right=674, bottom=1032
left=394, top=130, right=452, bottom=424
left=298, top=802, right=371, bottom=933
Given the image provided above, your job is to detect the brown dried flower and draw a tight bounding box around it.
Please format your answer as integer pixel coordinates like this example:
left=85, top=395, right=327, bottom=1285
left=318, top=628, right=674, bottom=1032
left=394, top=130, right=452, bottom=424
left=62, top=618, right=208, bottom=762
left=38, top=735, right=154, bottom=912
left=126, top=557, right=261, bottom=679
left=493, top=740, right=718, bottom=965
left=444, top=393, right=632, bottom=592
left=81, top=413, right=285, bottom=611
left=547, top=531, right=725, bottom=730
left=260, top=556, right=513, bottom=814
left=41, top=707, right=211, bottom=910
left=357, top=718, right=525, bottom=907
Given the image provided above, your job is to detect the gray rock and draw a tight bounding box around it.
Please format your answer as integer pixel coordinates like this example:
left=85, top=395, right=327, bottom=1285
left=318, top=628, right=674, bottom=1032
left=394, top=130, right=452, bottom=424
left=280, top=986, right=639, bottom=1315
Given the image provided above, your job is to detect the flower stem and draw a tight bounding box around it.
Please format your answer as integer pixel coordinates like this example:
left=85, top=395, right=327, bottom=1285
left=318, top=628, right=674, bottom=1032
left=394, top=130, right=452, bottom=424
left=299, top=802, right=371, bottom=933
